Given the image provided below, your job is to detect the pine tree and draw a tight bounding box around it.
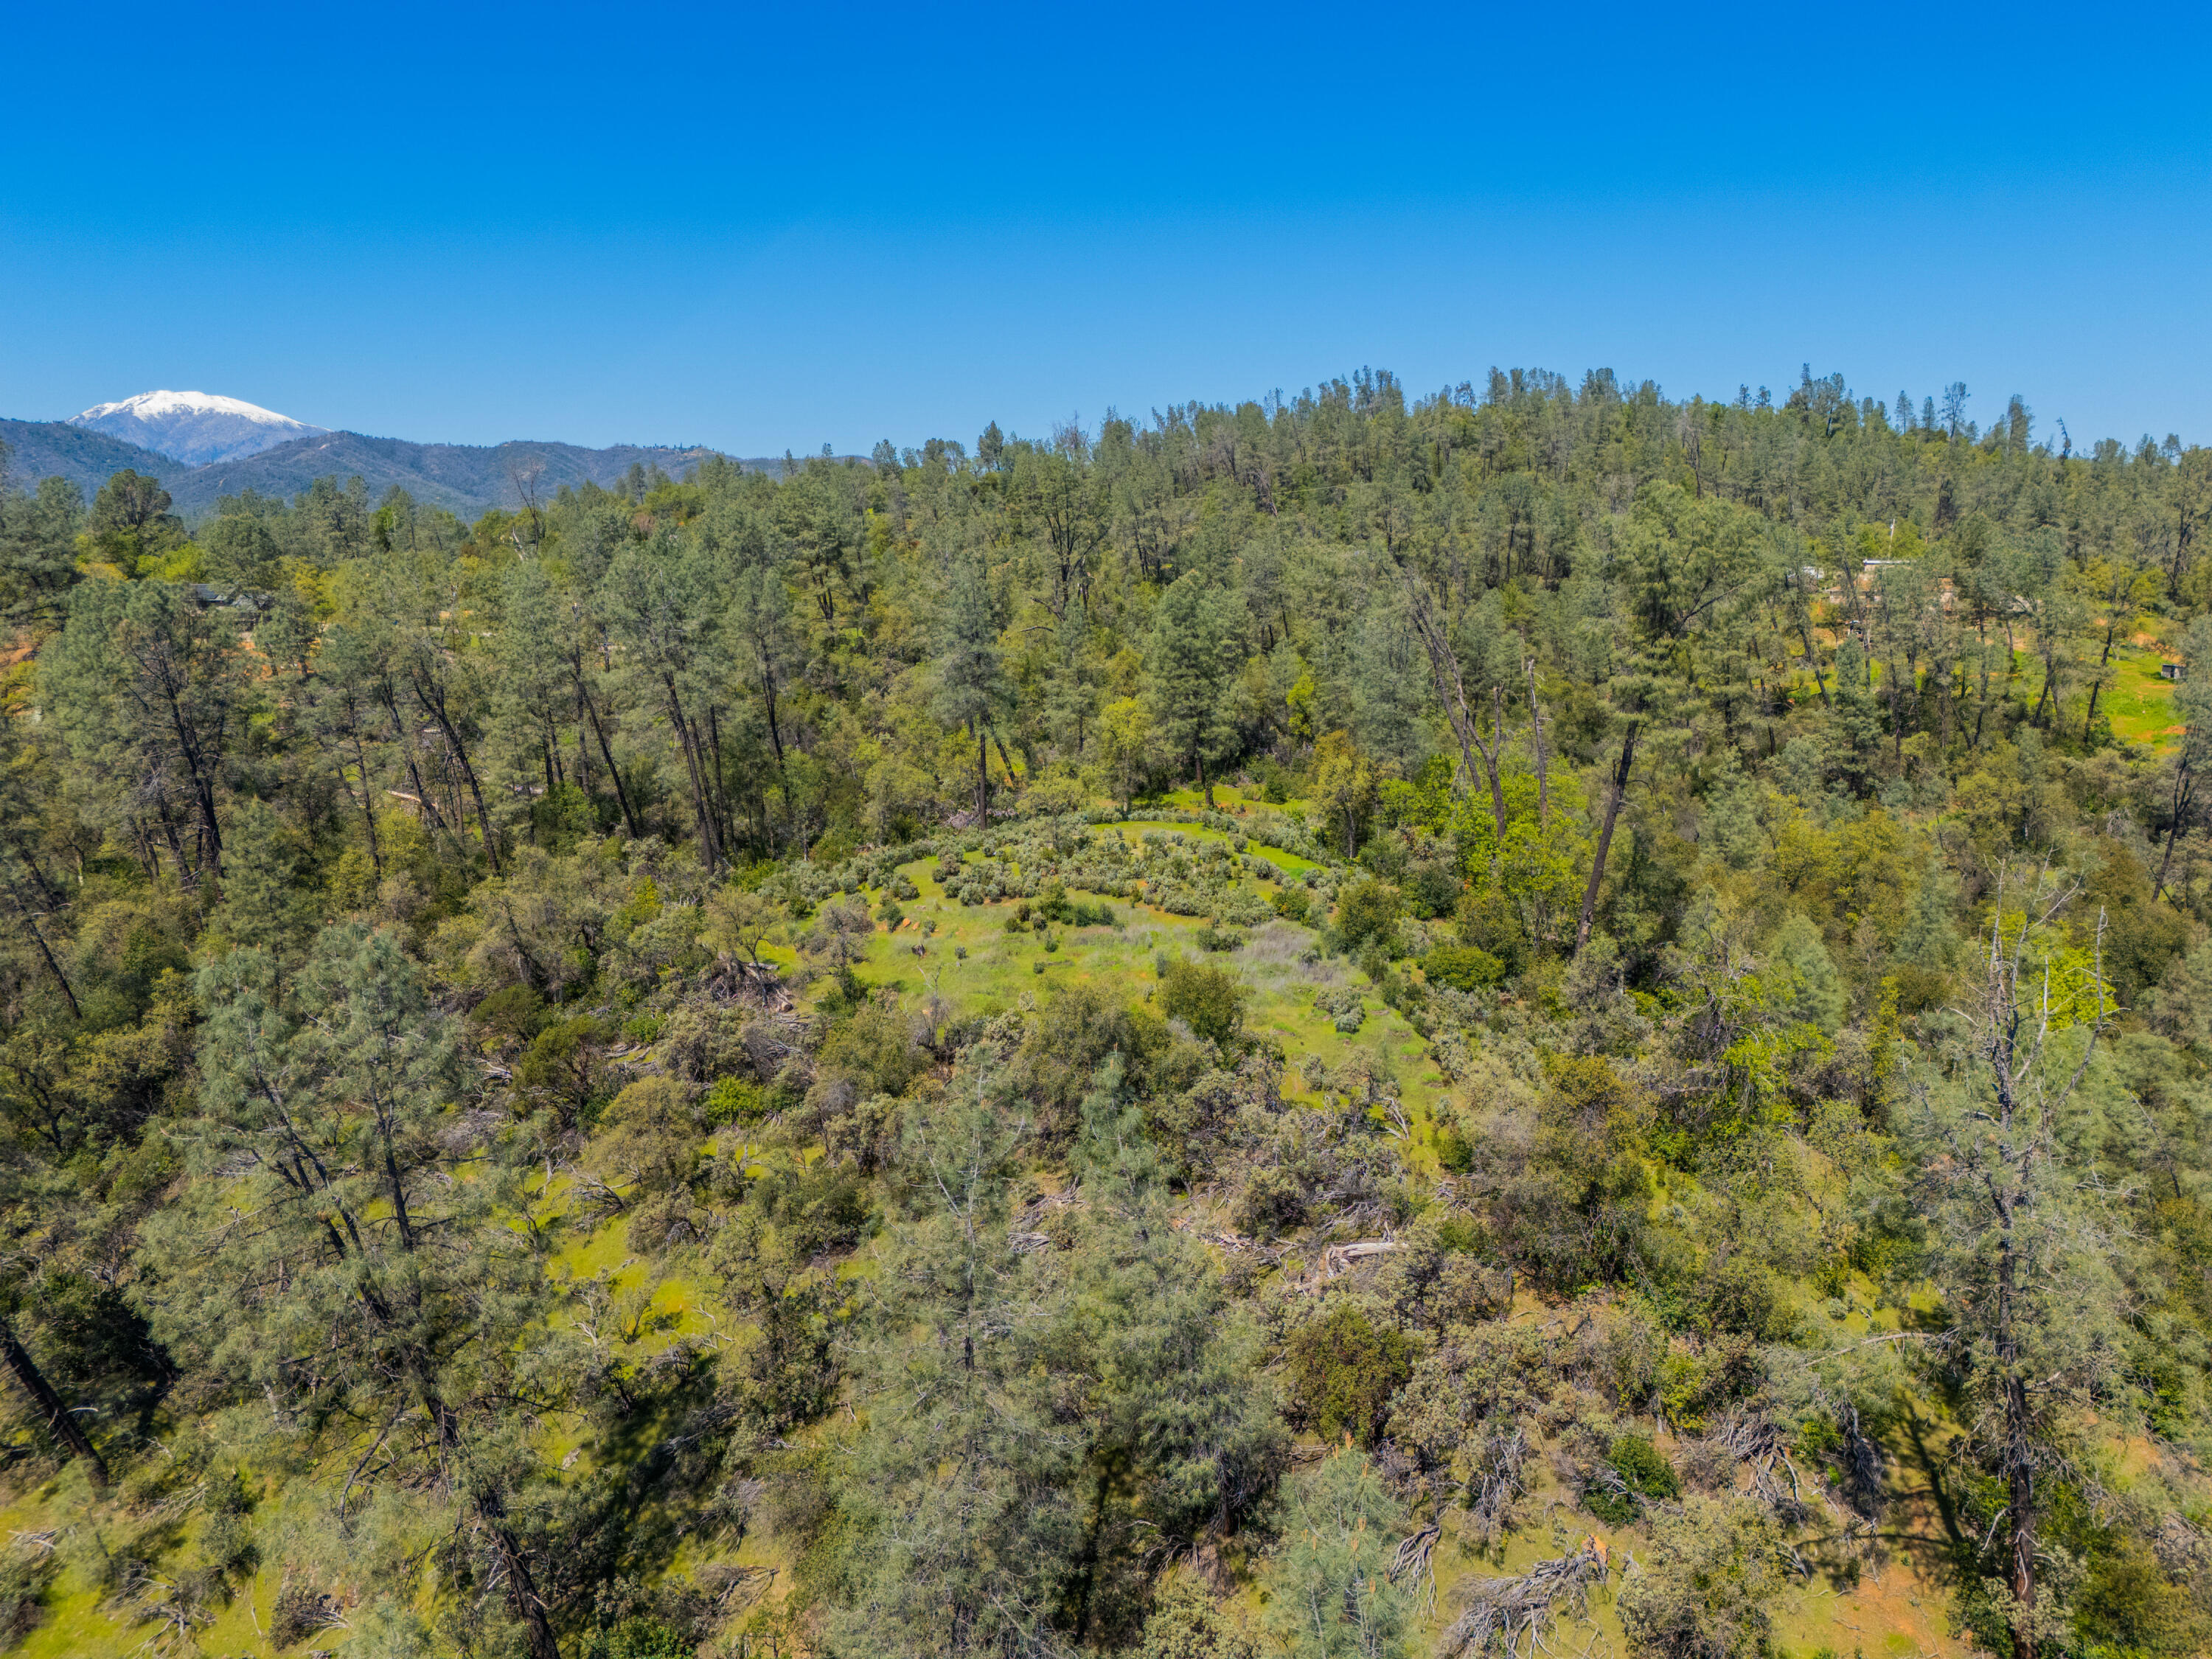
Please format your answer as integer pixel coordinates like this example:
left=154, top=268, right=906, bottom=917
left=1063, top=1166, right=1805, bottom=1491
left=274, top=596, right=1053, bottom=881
left=1908, top=869, right=2127, bottom=1659
left=1772, top=912, right=1846, bottom=1032
left=207, top=798, right=313, bottom=963
left=153, top=925, right=560, bottom=1658
left=1147, top=574, right=1237, bottom=807
left=932, top=553, right=1012, bottom=825
left=1256, top=1447, right=1413, bottom=1659
left=602, top=538, right=735, bottom=869
left=1351, top=591, right=1425, bottom=769
left=43, top=580, right=248, bottom=886
left=1057, top=1062, right=1286, bottom=1640
left=0, top=467, right=83, bottom=626
left=1047, top=601, right=1102, bottom=761
left=824, top=1065, right=1079, bottom=1656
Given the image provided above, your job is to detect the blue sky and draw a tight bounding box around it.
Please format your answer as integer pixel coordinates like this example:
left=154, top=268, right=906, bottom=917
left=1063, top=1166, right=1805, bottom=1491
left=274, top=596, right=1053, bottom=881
left=4, top=2, right=2208, bottom=455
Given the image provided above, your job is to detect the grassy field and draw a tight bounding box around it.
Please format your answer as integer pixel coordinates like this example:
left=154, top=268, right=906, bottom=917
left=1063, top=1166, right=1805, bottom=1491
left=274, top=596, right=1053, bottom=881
left=841, top=845, right=1444, bottom=1161
left=2100, top=644, right=2185, bottom=748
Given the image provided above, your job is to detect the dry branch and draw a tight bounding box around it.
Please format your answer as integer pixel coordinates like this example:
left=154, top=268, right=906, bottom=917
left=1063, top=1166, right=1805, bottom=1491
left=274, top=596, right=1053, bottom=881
left=1438, top=1539, right=1609, bottom=1659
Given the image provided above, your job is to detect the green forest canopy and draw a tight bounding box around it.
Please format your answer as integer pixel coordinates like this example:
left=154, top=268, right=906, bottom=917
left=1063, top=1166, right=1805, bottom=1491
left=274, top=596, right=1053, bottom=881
left=4, top=365, right=2212, bottom=1659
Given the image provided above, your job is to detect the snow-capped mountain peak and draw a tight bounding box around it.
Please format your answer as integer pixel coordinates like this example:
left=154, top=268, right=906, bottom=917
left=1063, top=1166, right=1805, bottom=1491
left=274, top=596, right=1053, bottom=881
left=74, top=389, right=301, bottom=427
left=70, top=389, right=327, bottom=467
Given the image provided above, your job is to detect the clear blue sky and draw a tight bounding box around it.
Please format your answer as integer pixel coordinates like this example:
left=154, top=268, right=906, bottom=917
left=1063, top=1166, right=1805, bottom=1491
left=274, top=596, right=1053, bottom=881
left=4, top=2, right=2208, bottom=456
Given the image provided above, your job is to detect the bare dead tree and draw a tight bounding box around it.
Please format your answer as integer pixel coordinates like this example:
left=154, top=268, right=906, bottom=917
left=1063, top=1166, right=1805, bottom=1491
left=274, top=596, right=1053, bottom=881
left=1405, top=573, right=1509, bottom=860
left=507, top=456, right=548, bottom=552
left=1912, top=863, right=2121, bottom=1659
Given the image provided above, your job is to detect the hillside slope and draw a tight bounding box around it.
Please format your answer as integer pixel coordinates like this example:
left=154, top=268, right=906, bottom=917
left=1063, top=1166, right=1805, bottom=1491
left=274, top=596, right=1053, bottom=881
left=0, top=419, right=184, bottom=500
left=3, top=417, right=784, bottom=519
left=167, top=430, right=751, bottom=515
left=7, top=369, right=2212, bottom=1659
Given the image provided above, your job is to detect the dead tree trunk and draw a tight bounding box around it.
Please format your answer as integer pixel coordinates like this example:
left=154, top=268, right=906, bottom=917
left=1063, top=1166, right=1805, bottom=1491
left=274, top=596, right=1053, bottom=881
left=0, top=1315, right=107, bottom=1488
left=1576, top=722, right=1639, bottom=954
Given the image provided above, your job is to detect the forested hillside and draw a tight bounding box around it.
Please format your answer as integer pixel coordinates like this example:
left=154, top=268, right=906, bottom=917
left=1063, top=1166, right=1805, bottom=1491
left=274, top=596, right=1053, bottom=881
left=0, top=420, right=186, bottom=505
left=161, top=433, right=746, bottom=519
left=4, top=364, right=2212, bottom=1659
left=0, top=420, right=764, bottom=520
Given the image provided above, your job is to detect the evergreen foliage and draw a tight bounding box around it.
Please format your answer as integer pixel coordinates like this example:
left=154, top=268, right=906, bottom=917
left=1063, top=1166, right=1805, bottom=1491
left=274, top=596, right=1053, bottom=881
left=4, top=365, right=2212, bottom=1659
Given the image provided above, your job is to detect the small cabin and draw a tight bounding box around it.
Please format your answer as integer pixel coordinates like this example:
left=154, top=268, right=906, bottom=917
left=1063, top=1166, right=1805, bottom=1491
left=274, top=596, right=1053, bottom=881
left=2160, top=661, right=2186, bottom=681
left=189, top=584, right=271, bottom=612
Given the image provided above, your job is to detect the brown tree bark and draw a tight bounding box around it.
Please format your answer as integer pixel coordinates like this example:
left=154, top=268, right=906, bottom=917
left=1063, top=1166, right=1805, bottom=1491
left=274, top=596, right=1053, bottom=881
left=1526, top=658, right=1549, bottom=827
left=575, top=681, right=643, bottom=839
left=1, top=866, right=79, bottom=1019
left=2154, top=757, right=2197, bottom=904
left=481, top=1495, right=563, bottom=1659
left=0, top=1315, right=107, bottom=1489
left=1576, top=722, right=1640, bottom=954
left=412, top=675, right=502, bottom=874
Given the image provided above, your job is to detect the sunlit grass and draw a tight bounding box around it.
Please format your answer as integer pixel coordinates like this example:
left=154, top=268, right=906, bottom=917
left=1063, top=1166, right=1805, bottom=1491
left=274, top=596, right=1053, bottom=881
left=2101, top=645, right=2183, bottom=749
left=821, top=845, right=1441, bottom=1166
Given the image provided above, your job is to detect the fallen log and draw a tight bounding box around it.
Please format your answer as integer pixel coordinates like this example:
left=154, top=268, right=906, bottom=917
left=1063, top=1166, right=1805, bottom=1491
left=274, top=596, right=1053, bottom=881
left=1438, top=1538, right=1609, bottom=1659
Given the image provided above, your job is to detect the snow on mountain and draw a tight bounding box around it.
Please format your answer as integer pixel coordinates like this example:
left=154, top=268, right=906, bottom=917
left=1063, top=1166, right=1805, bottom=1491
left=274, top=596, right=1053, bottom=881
left=70, top=389, right=327, bottom=467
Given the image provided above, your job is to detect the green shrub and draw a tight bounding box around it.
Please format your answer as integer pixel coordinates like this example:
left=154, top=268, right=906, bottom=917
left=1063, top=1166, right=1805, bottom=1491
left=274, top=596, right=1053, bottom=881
left=1422, top=945, right=1505, bottom=992
left=1135, top=1579, right=1256, bottom=1659
left=1335, top=878, right=1400, bottom=954
left=2073, top=1537, right=2206, bottom=1655
left=199, top=1516, right=255, bottom=1582
left=1616, top=1495, right=1784, bottom=1659
left=1313, top=986, right=1365, bottom=1032
left=817, top=997, right=925, bottom=1096
left=1696, top=1259, right=1790, bottom=1340
left=1285, top=1304, right=1413, bottom=1444
left=1436, top=1214, right=1483, bottom=1252
left=1041, top=882, right=1118, bottom=927
left=1454, top=886, right=1527, bottom=974
left=1436, top=1123, right=1473, bottom=1173
left=517, top=1015, right=611, bottom=1130
left=582, top=1616, right=695, bottom=1658
left=1405, top=860, right=1461, bottom=919
left=470, top=982, right=549, bottom=1046
left=1158, top=957, right=1246, bottom=1047
left=1233, top=1165, right=1309, bottom=1237
left=1587, top=1433, right=1679, bottom=1523
left=705, top=1077, right=763, bottom=1126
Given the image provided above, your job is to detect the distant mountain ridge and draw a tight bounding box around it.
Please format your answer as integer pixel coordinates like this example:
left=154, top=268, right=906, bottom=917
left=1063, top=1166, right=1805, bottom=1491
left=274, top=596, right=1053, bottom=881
left=72, top=389, right=326, bottom=466
left=0, top=419, right=185, bottom=499
left=0, top=415, right=793, bottom=519
left=170, top=429, right=742, bottom=517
